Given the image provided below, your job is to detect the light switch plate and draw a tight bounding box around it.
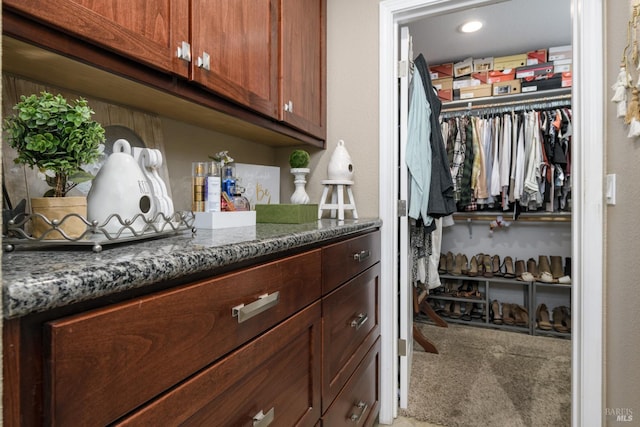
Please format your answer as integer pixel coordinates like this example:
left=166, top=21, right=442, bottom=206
left=606, top=174, right=616, bottom=205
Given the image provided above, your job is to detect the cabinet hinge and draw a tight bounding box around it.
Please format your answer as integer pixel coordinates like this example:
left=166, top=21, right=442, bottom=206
left=397, top=200, right=407, bottom=217
left=398, top=339, right=407, bottom=356
left=397, top=60, right=409, bottom=78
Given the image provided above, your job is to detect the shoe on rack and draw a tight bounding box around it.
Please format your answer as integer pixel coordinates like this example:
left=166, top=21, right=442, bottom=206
left=446, top=252, right=455, bottom=275
left=490, top=300, right=503, bottom=325
left=492, top=255, right=502, bottom=276
left=536, top=303, right=553, bottom=330
left=538, top=255, right=552, bottom=276
left=440, top=301, right=452, bottom=317
left=502, top=303, right=516, bottom=325
left=468, top=255, right=479, bottom=276
left=452, top=253, right=463, bottom=275
left=527, top=258, right=539, bottom=280
left=561, top=306, right=572, bottom=333
left=564, top=257, right=572, bottom=277
left=483, top=254, right=493, bottom=278
left=476, top=253, right=485, bottom=276
left=503, top=256, right=516, bottom=278
left=460, top=254, right=469, bottom=276
left=550, top=256, right=564, bottom=279
left=552, top=306, right=569, bottom=333
left=439, top=254, right=447, bottom=274
left=471, top=303, right=484, bottom=319
left=514, top=259, right=526, bottom=280
left=449, top=301, right=462, bottom=319
left=513, top=304, right=529, bottom=327
left=461, top=302, right=473, bottom=321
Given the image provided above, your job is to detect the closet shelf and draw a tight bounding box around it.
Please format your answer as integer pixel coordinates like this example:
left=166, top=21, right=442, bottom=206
left=441, top=88, right=571, bottom=112
left=452, top=211, right=571, bottom=223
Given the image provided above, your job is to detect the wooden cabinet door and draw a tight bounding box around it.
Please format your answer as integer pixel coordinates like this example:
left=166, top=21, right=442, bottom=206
left=280, top=0, right=326, bottom=139
left=190, top=0, right=280, bottom=118
left=3, top=0, right=190, bottom=77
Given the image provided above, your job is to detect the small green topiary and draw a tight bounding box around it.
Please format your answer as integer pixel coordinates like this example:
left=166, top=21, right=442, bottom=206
left=289, top=149, right=310, bottom=168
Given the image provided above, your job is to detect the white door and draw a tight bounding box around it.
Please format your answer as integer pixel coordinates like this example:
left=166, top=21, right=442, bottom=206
left=398, top=25, right=414, bottom=409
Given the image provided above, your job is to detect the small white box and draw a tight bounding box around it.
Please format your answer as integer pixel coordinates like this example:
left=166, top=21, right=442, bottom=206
left=194, top=211, right=256, bottom=229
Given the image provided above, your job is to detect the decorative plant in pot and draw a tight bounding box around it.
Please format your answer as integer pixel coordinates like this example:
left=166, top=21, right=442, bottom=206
left=289, top=149, right=311, bottom=204
left=3, top=91, right=105, bottom=239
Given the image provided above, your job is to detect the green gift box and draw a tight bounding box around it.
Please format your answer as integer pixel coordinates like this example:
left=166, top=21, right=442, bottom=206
left=255, top=204, right=318, bottom=224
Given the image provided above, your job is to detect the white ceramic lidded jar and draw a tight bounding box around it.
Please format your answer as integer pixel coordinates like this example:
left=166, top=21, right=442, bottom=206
left=87, top=139, right=155, bottom=235
left=327, top=139, right=354, bottom=181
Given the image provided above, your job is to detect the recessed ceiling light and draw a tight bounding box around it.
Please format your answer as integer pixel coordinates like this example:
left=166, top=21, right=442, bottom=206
left=459, top=20, right=483, bottom=33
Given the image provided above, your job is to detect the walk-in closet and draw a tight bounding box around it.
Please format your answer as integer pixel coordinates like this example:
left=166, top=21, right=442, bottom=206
left=398, top=0, right=573, bottom=425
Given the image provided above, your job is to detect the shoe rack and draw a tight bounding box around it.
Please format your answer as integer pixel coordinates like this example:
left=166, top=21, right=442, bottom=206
left=424, top=273, right=571, bottom=338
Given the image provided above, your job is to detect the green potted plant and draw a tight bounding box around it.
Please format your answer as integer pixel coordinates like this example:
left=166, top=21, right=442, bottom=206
left=289, top=149, right=311, bottom=204
left=3, top=91, right=105, bottom=238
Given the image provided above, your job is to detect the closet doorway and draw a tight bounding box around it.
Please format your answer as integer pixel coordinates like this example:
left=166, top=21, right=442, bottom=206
left=378, top=0, right=605, bottom=426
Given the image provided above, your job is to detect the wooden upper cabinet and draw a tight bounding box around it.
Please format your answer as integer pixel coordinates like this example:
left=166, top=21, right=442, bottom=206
left=190, top=0, right=280, bottom=118
left=3, top=0, right=190, bottom=77
left=280, top=0, right=326, bottom=139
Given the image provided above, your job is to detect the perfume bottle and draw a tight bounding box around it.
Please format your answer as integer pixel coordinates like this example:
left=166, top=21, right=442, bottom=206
left=191, top=162, right=206, bottom=212
left=205, top=161, right=221, bottom=212
left=221, top=164, right=236, bottom=197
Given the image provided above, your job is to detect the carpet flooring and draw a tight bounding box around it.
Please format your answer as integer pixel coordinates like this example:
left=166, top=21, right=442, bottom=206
left=400, top=322, right=571, bottom=427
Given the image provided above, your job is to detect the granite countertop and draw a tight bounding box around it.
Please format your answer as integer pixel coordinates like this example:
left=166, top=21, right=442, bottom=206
left=2, top=218, right=382, bottom=319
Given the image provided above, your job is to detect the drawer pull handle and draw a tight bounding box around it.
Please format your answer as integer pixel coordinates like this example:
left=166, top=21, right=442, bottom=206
left=348, top=401, right=368, bottom=423
left=232, top=292, right=280, bottom=323
left=253, top=408, right=275, bottom=427
left=353, top=250, right=371, bottom=262
left=350, top=313, right=369, bottom=330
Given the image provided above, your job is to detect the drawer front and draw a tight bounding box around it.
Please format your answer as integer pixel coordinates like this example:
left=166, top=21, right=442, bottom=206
left=45, top=249, right=321, bottom=426
left=117, top=302, right=322, bottom=427
left=322, top=263, right=380, bottom=408
left=322, top=230, right=380, bottom=294
left=322, top=338, right=381, bottom=427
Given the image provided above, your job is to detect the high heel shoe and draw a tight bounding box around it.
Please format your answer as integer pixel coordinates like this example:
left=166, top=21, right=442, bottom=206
left=460, top=254, right=469, bottom=276
left=550, top=255, right=564, bottom=279
left=536, top=303, right=552, bottom=330
left=513, top=304, right=529, bottom=327
left=461, top=302, right=473, bottom=321
left=491, top=300, right=503, bottom=325
left=449, top=301, right=462, bottom=319
left=503, top=256, right=515, bottom=278
left=446, top=252, right=454, bottom=275
left=483, top=254, right=493, bottom=278
left=514, top=259, right=526, bottom=280
left=438, top=253, right=447, bottom=274
left=452, top=253, right=463, bottom=275
left=561, top=306, right=572, bottom=333
left=527, top=258, right=539, bottom=280
left=492, top=255, right=502, bottom=276
left=468, top=255, right=479, bottom=276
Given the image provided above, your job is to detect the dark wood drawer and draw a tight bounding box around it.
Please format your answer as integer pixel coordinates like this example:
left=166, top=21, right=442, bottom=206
left=322, top=338, right=380, bottom=427
left=45, top=249, right=321, bottom=426
left=322, top=230, right=380, bottom=294
left=117, top=301, right=322, bottom=426
left=322, top=263, right=380, bottom=409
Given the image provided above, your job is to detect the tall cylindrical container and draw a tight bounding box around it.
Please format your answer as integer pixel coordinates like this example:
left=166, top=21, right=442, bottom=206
left=192, top=162, right=207, bottom=212
left=205, top=161, right=221, bottom=212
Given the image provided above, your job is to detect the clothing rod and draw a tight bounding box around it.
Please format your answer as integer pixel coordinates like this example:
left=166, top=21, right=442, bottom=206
left=440, top=93, right=572, bottom=117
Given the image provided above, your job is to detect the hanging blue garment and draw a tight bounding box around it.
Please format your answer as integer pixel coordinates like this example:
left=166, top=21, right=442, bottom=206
left=406, top=66, right=433, bottom=225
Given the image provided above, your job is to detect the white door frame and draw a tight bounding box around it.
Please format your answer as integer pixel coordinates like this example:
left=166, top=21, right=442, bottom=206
left=378, top=0, right=604, bottom=425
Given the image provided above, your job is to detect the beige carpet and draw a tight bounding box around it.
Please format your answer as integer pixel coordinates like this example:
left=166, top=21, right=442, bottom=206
left=400, top=322, right=571, bottom=427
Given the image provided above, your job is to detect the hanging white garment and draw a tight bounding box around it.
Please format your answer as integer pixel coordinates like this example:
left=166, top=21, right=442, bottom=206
left=490, top=116, right=502, bottom=197
left=427, top=217, right=443, bottom=289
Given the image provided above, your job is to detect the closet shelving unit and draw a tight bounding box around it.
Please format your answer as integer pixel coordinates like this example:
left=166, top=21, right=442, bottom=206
left=426, top=274, right=571, bottom=338
left=431, top=87, right=573, bottom=339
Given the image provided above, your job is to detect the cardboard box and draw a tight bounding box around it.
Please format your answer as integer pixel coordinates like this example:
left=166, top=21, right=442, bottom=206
left=473, top=57, right=494, bottom=72
left=194, top=210, right=256, bottom=229
left=437, top=89, right=453, bottom=102
left=493, top=54, right=527, bottom=71
left=255, top=204, right=318, bottom=224
left=548, top=45, right=572, bottom=61
left=515, top=62, right=555, bottom=79
left=492, top=79, right=521, bottom=96
left=487, top=69, right=516, bottom=84
left=527, top=49, right=548, bottom=65
left=554, top=59, right=573, bottom=73
left=471, top=71, right=488, bottom=84
left=453, top=77, right=481, bottom=89
left=454, top=57, right=474, bottom=77
left=429, top=63, right=454, bottom=79
left=459, top=83, right=492, bottom=99
left=432, top=77, right=453, bottom=91
left=521, top=74, right=563, bottom=92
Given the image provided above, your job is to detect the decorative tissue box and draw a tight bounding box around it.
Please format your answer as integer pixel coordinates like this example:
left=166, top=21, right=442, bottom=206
left=194, top=211, right=256, bottom=229
left=255, top=204, right=318, bottom=224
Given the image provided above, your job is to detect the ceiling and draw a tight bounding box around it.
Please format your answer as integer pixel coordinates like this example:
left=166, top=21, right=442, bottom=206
left=406, top=0, right=572, bottom=66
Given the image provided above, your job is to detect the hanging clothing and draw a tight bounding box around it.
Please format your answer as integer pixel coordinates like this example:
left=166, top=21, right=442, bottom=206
left=406, top=65, right=433, bottom=224
left=414, top=54, right=456, bottom=218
